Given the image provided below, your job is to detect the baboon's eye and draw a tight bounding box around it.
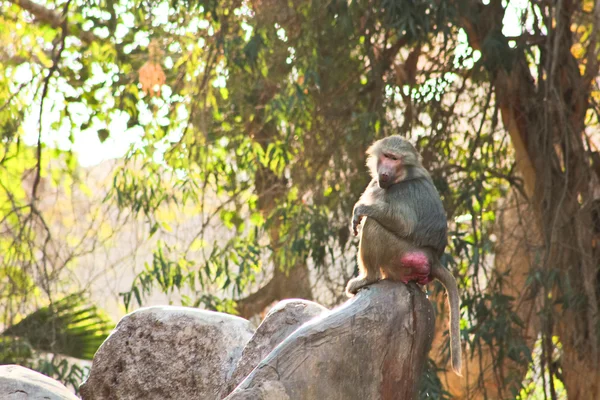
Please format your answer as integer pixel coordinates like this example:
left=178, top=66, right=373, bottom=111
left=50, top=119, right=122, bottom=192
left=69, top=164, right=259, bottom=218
left=384, top=153, right=398, bottom=161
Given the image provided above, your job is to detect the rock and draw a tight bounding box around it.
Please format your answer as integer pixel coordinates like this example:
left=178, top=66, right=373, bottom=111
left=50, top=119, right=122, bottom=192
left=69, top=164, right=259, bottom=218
left=227, top=299, right=328, bottom=393
left=225, top=281, right=435, bottom=400
left=0, top=364, right=78, bottom=400
left=79, top=306, right=254, bottom=400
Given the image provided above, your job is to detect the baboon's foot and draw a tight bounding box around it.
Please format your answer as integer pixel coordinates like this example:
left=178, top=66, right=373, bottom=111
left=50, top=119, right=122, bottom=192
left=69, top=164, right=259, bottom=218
left=345, top=276, right=379, bottom=296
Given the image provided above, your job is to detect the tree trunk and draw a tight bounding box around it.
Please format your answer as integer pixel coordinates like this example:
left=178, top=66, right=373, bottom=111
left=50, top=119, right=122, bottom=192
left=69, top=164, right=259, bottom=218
left=233, top=6, right=314, bottom=316
left=460, top=0, right=600, bottom=397
left=236, top=261, right=313, bottom=319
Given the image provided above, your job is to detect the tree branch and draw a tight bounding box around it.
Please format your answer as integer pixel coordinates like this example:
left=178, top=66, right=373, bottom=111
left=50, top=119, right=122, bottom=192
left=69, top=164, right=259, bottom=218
left=10, top=0, right=97, bottom=44
left=31, top=0, right=71, bottom=202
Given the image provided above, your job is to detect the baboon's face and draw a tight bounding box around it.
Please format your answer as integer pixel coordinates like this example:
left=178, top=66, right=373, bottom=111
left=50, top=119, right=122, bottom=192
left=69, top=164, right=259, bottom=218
left=377, top=151, right=404, bottom=189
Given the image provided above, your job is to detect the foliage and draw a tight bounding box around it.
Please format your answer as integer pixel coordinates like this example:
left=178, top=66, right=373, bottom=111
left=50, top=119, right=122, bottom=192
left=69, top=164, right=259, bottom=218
left=2, top=293, right=113, bottom=360
left=0, top=293, right=113, bottom=391
left=31, top=357, right=91, bottom=394
left=419, top=358, right=453, bottom=400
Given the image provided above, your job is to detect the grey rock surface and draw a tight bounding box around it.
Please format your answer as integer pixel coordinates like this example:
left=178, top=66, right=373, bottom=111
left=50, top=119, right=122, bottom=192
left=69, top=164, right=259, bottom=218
left=226, top=299, right=328, bottom=394
left=79, top=306, right=254, bottom=400
left=0, top=364, right=79, bottom=400
left=225, top=281, right=435, bottom=400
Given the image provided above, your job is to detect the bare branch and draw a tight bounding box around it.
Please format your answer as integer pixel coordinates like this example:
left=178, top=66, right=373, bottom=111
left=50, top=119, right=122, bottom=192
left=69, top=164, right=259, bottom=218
left=31, top=0, right=71, bottom=202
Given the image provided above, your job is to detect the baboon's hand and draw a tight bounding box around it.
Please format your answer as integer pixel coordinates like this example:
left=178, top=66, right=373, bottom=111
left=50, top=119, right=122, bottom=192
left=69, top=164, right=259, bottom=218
left=352, top=208, right=364, bottom=236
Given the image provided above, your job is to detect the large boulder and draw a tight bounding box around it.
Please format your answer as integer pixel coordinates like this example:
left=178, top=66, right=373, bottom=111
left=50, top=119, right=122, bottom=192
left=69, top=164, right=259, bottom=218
left=80, top=306, right=254, bottom=400
left=227, top=299, right=328, bottom=393
left=0, top=364, right=78, bottom=400
left=225, top=281, right=435, bottom=400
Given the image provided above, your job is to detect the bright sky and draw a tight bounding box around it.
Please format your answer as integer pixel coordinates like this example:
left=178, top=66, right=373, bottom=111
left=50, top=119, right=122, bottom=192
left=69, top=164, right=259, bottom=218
left=16, top=1, right=527, bottom=167
left=21, top=98, right=146, bottom=167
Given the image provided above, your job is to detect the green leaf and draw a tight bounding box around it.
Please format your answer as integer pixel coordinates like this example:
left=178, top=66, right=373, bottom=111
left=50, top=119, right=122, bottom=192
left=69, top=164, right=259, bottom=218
left=2, top=294, right=113, bottom=360
left=98, top=129, right=109, bottom=143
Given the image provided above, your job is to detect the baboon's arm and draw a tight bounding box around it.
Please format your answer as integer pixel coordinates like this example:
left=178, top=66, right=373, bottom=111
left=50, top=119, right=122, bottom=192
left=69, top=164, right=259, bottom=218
left=352, top=201, right=416, bottom=239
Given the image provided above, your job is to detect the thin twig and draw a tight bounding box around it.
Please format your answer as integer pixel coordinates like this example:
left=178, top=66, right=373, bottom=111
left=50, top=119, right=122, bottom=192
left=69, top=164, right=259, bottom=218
left=31, top=0, right=72, bottom=202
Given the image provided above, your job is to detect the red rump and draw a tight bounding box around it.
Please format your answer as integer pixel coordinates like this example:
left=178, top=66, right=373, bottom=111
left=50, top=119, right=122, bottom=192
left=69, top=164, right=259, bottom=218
left=400, top=252, right=433, bottom=285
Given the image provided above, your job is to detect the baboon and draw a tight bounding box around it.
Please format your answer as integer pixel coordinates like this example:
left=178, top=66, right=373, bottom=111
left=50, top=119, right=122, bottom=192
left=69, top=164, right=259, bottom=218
left=347, top=135, right=462, bottom=376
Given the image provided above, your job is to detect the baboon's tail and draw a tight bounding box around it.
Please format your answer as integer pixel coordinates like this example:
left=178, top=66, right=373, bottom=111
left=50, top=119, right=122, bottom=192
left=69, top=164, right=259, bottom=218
left=432, top=262, right=462, bottom=376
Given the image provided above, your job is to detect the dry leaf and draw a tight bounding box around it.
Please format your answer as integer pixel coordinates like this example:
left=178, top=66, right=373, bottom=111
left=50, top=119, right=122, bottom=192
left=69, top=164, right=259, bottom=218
left=139, top=39, right=166, bottom=97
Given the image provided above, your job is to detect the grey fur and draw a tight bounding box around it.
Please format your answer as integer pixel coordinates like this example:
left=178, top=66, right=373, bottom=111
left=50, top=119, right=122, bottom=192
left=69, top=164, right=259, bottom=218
left=346, top=135, right=462, bottom=376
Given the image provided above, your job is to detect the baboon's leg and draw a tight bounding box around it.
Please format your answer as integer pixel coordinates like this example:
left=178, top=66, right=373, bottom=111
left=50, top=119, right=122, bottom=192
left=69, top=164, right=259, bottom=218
left=345, top=220, right=382, bottom=296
